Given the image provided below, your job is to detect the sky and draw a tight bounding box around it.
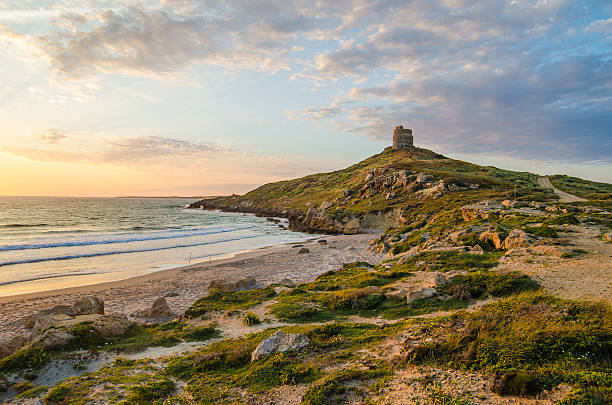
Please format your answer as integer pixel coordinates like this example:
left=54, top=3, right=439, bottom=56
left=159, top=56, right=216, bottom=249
left=0, top=0, right=611, bottom=197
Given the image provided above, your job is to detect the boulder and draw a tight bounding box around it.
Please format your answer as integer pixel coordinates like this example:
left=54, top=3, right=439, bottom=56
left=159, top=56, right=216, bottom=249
left=407, top=288, right=437, bottom=303
left=0, top=334, right=30, bottom=360
left=251, top=331, right=310, bottom=361
left=135, top=298, right=173, bottom=318
left=385, top=288, right=408, bottom=299
left=298, top=247, right=310, bottom=254
left=396, top=247, right=420, bottom=264
left=209, top=277, right=257, bottom=292
left=469, top=245, right=484, bottom=255
left=318, top=201, right=333, bottom=211
left=504, top=229, right=532, bottom=250
left=461, top=200, right=504, bottom=221
left=426, top=273, right=449, bottom=288
left=24, top=305, right=74, bottom=329
left=279, top=278, right=295, bottom=287
left=416, top=173, right=433, bottom=183
left=31, top=313, right=132, bottom=338
left=31, top=313, right=75, bottom=335
left=72, top=296, right=104, bottom=316
left=603, top=233, right=611, bottom=242
left=89, top=314, right=133, bottom=337
left=343, top=218, right=360, bottom=235
left=479, top=230, right=503, bottom=250
left=501, top=200, right=517, bottom=208
left=32, top=327, right=75, bottom=349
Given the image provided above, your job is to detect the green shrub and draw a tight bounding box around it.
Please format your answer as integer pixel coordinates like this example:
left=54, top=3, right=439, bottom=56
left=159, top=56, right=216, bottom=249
left=301, top=369, right=389, bottom=405
left=238, top=352, right=319, bottom=390
left=0, top=347, right=52, bottom=373
left=394, top=251, right=501, bottom=273
left=409, top=293, right=612, bottom=399
left=185, top=286, right=277, bottom=318
left=524, top=225, right=558, bottom=238
left=490, top=371, right=541, bottom=396
left=546, top=214, right=580, bottom=225
left=323, top=287, right=386, bottom=311
left=16, top=385, right=49, bottom=399
left=13, top=380, right=34, bottom=394
left=182, top=324, right=219, bottom=341
left=125, top=379, right=175, bottom=403
left=242, top=311, right=262, bottom=326
left=43, top=384, right=70, bottom=404
left=440, top=271, right=539, bottom=300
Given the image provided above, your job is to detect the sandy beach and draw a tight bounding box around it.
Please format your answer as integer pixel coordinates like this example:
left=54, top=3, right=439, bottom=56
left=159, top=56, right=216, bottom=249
left=0, top=233, right=382, bottom=339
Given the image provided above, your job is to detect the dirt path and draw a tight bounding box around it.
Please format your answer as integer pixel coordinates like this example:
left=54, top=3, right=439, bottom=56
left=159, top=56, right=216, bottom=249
left=537, top=177, right=586, bottom=203
left=498, top=224, right=612, bottom=302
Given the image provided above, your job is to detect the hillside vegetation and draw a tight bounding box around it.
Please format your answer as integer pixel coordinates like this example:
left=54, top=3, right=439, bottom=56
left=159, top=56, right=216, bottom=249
left=190, top=147, right=610, bottom=234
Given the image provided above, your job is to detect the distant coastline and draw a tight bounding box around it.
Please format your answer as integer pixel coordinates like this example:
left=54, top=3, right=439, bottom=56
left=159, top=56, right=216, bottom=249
left=114, top=196, right=223, bottom=199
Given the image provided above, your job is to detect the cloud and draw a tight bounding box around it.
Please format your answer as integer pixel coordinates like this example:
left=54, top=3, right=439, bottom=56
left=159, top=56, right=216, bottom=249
left=2, top=0, right=611, bottom=166
left=4, top=135, right=228, bottom=167
left=37, top=128, right=68, bottom=143
left=5, top=1, right=334, bottom=78
left=287, top=105, right=344, bottom=121
left=288, top=0, right=612, bottom=163
left=586, top=17, right=612, bottom=35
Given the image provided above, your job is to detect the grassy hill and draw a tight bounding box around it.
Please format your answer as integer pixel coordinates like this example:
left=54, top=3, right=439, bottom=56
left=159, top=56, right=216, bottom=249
left=192, top=148, right=552, bottom=211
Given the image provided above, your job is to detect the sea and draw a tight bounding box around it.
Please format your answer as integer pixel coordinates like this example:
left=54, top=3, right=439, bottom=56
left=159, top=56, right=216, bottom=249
left=0, top=197, right=312, bottom=297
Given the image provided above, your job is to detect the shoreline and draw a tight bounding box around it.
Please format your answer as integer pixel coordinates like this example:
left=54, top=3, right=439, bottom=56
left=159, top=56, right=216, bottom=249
left=0, top=237, right=319, bottom=303
left=0, top=233, right=382, bottom=338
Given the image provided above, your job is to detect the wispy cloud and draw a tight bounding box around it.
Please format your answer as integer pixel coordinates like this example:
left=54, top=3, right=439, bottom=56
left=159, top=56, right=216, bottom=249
left=4, top=135, right=228, bottom=167
left=37, top=128, right=68, bottom=143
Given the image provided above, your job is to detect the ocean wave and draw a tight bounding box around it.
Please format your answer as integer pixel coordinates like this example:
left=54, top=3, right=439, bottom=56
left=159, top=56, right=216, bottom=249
left=0, top=225, right=254, bottom=252
left=1, top=223, right=49, bottom=228
left=0, top=272, right=98, bottom=287
left=0, top=234, right=263, bottom=267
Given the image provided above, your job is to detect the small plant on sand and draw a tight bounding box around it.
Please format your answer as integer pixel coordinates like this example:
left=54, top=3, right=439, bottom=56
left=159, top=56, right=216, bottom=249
left=242, top=311, right=261, bottom=326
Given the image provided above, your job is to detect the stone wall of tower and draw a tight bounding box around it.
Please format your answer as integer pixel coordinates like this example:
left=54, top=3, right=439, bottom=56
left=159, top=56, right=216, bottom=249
left=392, top=126, right=413, bottom=149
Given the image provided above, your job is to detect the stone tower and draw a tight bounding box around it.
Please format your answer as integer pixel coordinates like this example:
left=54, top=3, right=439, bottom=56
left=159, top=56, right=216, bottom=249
left=392, top=125, right=413, bottom=149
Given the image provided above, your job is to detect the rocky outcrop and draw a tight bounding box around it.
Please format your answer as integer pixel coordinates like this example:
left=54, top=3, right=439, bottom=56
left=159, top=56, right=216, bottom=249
left=0, top=334, right=29, bottom=360
left=469, top=245, right=484, bottom=255
left=425, top=274, right=449, bottom=289
left=72, top=296, right=105, bottom=316
left=479, top=228, right=503, bottom=250
left=292, top=206, right=344, bottom=234
left=24, top=305, right=74, bottom=329
left=32, top=327, right=75, bottom=349
left=359, top=168, right=416, bottom=200
left=209, top=277, right=257, bottom=292
left=24, top=296, right=105, bottom=330
left=343, top=218, right=360, bottom=235
left=251, top=331, right=310, bottom=361
left=461, top=200, right=505, bottom=221
left=504, top=229, right=532, bottom=250
left=30, top=313, right=132, bottom=337
left=134, top=298, right=173, bottom=318
left=407, top=288, right=437, bottom=303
